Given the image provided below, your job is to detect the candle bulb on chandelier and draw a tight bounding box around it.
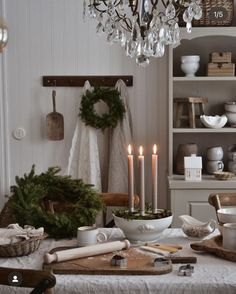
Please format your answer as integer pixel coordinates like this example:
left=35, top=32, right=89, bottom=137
left=138, top=146, right=145, bottom=216
left=128, top=144, right=134, bottom=213
left=152, top=144, right=158, bottom=214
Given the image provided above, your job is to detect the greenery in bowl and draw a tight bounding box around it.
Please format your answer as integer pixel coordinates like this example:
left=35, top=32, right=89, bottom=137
left=113, top=204, right=172, bottom=220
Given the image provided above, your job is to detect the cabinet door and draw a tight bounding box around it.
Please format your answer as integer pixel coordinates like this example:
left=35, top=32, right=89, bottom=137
left=189, top=202, right=216, bottom=223
left=171, top=189, right=236, bottom=227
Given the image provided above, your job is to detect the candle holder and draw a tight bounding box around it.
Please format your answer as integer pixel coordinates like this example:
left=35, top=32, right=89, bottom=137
left=113, top=208, right=173, bottom=243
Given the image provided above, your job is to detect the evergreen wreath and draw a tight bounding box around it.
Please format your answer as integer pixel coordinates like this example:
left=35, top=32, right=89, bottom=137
left=10, top=165, right=103, bottom=239
left=79, top=86, right=126, bottom=130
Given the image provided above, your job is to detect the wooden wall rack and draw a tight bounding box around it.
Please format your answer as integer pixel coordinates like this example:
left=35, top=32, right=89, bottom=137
left=42, top=76, right=133, bottom=87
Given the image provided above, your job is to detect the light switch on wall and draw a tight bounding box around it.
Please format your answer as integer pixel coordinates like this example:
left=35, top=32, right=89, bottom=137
left=12, top=128, right=26, bottom=140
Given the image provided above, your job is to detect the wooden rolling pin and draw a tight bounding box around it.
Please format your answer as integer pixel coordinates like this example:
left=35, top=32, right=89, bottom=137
left=44, top=240, right=130, bottom=264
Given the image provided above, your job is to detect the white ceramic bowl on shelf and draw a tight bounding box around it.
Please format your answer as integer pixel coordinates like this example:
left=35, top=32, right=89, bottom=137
left=200, top=115, right=227, bottom=128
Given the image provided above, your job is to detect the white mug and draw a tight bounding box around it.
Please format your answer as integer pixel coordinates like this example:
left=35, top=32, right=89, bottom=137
left=223, top=223, right=236, bottom=251
left=77, top=226, right=107, bottom=246
left=206, top=146, right=223, bottom=161
left=206, top=160, right=224, bottom=174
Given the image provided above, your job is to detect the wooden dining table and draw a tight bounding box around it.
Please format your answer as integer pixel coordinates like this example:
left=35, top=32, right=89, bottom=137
left=0, top=228, right=235, bottom=294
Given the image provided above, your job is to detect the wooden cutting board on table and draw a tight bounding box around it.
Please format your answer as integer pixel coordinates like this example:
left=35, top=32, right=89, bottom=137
left=43, top=246, right=172, bottom=275
left=190, top=235, right=236, bottom=262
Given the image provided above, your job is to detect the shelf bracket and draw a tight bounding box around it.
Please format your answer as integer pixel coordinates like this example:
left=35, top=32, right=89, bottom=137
left=42, top=75, right=133, bottom=87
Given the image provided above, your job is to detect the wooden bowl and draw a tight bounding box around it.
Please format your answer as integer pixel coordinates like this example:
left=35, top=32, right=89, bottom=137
left=213, top=171, right=234, bottom=180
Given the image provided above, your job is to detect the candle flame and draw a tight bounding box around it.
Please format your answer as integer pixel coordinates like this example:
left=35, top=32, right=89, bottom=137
left=153, top=144, right=157, bottom=154
left=128, top=144, right=132, bottom=155
left=139, top=146, right=143, bottom=156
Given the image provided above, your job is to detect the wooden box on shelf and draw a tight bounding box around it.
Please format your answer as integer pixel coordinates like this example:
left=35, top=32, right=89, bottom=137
left=207, top=63, right=235, bottom=77
left=210, top=52, right=232, bottom=63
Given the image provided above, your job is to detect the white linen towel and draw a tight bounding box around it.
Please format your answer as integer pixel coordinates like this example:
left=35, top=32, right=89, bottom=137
left=0, top=224, right=44, bottom=245
left=66, top=81, right=102, bottom=192
left=107, top=79, right=133, bottom=193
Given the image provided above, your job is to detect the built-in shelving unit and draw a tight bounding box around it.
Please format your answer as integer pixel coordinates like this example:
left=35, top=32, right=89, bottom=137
left=168, top=28, right=236, bottom=227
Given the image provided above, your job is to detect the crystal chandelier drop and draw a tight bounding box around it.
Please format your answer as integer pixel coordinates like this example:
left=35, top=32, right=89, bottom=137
left=83, top=0, right=202, bottom=67
left=0, top=18, right=8, bottom=52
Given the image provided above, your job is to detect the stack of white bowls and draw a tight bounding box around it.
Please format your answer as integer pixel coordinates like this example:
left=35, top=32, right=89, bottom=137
left=206, top=146, right=224, bottom=174
left=217, top=208, right=236, bottom=251
left=224, top=102, right=236, bottom=127
left=181, top=55, right=200, bottom=77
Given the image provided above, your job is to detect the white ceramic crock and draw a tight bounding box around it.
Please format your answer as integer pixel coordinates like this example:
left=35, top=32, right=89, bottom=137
left=223, top=223, right=236, bottom=251
left=113, top=214, right=173, bottom=243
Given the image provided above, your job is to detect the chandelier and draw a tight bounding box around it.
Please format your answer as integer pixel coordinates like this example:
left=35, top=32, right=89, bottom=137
left=83, top=0, right=202, bottom=66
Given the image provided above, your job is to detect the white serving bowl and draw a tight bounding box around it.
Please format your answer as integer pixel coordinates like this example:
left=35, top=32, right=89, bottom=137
left=181, top=55, right=200, bottom=63
left=200, top=115, right=227, bottom=128
left=113, top=214, right=173, bottom=243
left=217, top=208, right=236, bottom=224
left=224, top=102, right=236, bottom=113
left=225, top=112, right=236, bottom=126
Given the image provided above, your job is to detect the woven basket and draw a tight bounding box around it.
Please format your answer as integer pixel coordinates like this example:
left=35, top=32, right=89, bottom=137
left=193, top=0, right=233, bottom=26
left=0, top=234, right=47, bottom=257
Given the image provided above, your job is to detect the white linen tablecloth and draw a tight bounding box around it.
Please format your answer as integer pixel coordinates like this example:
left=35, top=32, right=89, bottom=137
left=0, top=228, right=235, bottom=294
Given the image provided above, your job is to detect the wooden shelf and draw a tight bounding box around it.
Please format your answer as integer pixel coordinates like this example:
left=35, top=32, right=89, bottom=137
left=171, top=128, right=236, bottom=133
left=168, top=175, right=236, bottom=189
left=173, top=76, right=236, bottom=82
left=179, top=27, right=236, bottom=41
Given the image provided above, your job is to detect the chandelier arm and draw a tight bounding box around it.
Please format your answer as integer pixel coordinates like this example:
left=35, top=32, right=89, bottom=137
left=115, top=10, right=132, bottom=31
left=100, top=0, right=108, bottom=6
left=150, top=0, right=159, bottom=13
left=114, top=0, right=122, bottom=5
left=129, top=0, right=138, bottom=14
left=91, top=0, right=107, bottom=12
left=161, top=0, right=168, bottom=8
left=93, top=6, right=107, bottom=13
left=150, top=0, right=158, bottom=6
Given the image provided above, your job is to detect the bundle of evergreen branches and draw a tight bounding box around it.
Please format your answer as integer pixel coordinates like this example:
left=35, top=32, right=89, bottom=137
left=10, top=165, right=103, bottom=238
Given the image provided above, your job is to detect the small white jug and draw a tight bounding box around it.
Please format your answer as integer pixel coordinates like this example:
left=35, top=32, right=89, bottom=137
left=179, top=215, right=216, bottom=239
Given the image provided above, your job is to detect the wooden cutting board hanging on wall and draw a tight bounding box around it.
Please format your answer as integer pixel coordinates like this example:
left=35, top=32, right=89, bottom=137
left=46, top=90, right=64, bottom=140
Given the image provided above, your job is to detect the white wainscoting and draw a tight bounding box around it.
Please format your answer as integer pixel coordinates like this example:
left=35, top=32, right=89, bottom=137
left=0, top=0, right=168, bottom=210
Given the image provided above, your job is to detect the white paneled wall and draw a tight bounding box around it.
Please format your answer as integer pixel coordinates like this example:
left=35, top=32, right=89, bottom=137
left=0, top=0, right=168, bottom=210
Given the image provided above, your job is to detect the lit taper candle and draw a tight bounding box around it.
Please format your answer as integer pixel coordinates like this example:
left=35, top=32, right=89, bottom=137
left=128, top=144, right=134, bottom=212
left=138, top=146, right=145, bottom=216
left=152, top=144, right=158, bottom=213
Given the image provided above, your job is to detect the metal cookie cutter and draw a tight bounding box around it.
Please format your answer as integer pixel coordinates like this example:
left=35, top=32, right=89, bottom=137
left=110, top=255, right=127, bottom=268
left=178, top=264, right=194, bottom=276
